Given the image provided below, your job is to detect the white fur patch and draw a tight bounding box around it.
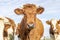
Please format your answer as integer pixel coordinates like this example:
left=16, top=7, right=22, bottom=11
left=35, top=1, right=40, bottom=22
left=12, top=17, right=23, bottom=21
left=51, top=19, right=57, bottom=30
left=54, top=34, right=60, bottom=40
left=7, top=25, right=13, bottom=40
left=0, top=16, right=9, bottom=23
left=0, top=20, right=4, bottom=40
left=7, top=27, right=13, bottom=35
left=0, top=16, right=10, bottom=40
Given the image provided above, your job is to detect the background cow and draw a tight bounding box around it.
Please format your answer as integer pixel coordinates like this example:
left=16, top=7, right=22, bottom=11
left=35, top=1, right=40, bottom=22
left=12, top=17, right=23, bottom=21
left=14, top=4, right=44, bottom=40
left=46, top=19, right=60, bottom=40
left=0, top=16, right=16, bottom=40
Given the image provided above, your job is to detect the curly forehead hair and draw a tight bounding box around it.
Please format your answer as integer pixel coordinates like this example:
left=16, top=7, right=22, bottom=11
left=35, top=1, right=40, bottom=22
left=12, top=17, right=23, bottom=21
left=23, top=4, right=37, bottom=9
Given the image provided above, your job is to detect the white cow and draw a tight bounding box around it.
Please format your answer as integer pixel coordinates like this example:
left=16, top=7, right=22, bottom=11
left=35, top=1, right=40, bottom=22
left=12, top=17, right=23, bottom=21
left=46, top=19, right=60, bottom=40
left=0, top=16, right=10, bottom=40
left=0, top=16, right=16, bottom=40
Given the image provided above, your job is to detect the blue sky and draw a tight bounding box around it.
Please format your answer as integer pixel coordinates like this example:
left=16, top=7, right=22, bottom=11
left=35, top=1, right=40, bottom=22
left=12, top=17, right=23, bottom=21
left=0, top=0, right=60, bottom=38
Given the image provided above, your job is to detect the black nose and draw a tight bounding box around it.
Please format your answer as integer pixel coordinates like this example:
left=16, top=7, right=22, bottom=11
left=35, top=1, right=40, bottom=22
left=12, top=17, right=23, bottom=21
left=27, top=24, right=34, bottom=29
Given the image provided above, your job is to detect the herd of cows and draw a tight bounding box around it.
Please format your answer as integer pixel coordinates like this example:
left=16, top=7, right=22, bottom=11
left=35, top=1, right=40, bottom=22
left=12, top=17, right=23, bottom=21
left=0, top=4, right=60, bottom=40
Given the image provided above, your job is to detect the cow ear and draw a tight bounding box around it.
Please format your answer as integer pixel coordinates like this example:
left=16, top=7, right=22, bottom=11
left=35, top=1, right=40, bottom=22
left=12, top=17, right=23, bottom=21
left=46, top=20, right=51, bottom=25
left=57, top=20, right=60, bottom=24
left=37, top=7, right=44, bottom=14
left=14, top=8, right=23, bottom=15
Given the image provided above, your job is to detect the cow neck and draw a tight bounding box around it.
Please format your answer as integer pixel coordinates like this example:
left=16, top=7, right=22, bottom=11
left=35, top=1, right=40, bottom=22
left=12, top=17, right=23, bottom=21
left=21, top=16, right=27, bottom=29
left=23, top=16, right=27, bottom=26
left=20, top=16, right=29, bottom=39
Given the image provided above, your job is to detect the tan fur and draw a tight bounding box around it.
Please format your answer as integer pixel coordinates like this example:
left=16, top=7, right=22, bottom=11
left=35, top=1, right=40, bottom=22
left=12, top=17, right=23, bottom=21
left=28, top=18, right=44, bottom=40
left=15, top=4, right=44, bottom=40
left=56, top=20, right=60, bottom=34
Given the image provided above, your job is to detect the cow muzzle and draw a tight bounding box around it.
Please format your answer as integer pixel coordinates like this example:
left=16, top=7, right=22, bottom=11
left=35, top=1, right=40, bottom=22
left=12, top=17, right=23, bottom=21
left=27, top=24, right=34, bottom=30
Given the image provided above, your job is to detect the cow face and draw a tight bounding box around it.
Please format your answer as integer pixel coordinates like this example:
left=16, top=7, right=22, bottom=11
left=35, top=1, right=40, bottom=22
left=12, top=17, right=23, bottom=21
left=4, top=18, right=15, bottom=40
left=14, top=4, right=44, bottom=29
left=46, top=19, right=60, bottom=33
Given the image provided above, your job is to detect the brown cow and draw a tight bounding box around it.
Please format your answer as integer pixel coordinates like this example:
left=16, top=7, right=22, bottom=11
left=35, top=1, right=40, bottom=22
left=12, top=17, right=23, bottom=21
left=14, top=4, right=44, bottom=40
left=0, top=16, right=16, bottom=40
left=46, top=19, right=60, bottom=40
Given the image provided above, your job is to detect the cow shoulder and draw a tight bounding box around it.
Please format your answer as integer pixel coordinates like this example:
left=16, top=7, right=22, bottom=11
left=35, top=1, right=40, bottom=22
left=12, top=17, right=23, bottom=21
left=36, top=18, right=44, bottom=28
left=35, top=18, right=44, bottom=35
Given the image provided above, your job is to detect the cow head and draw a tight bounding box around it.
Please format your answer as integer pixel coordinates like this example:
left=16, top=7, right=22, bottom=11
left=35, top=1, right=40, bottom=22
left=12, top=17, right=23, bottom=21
left=4, top=17, right=15, bottom=40
left=14, top=4, right=44, bottom=29
left=46, top=19, right=60, bottom=33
